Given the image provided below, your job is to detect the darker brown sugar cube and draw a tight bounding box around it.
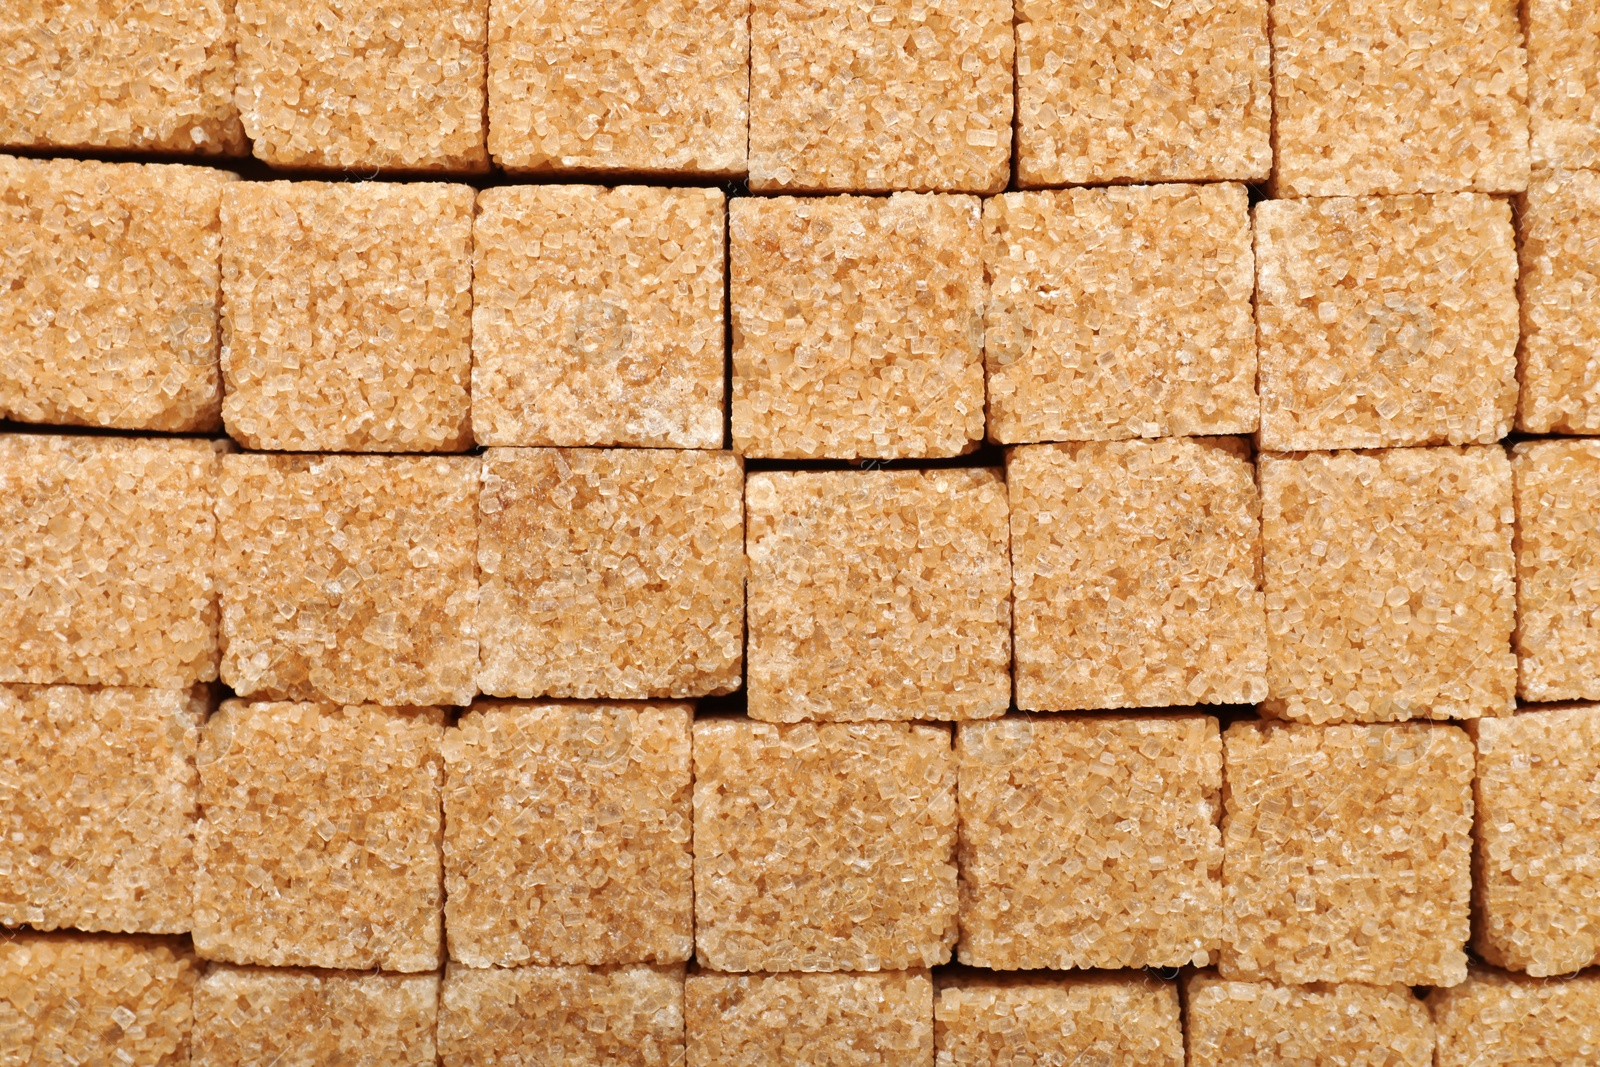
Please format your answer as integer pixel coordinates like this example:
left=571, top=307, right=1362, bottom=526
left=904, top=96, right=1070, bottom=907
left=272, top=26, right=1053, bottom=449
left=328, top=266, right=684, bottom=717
left=1431, top=969, right=1600, bottom=1067
left=1185, top=974, right=1434, bottom=1067
left=936, top=973, right=1183, bottom=1067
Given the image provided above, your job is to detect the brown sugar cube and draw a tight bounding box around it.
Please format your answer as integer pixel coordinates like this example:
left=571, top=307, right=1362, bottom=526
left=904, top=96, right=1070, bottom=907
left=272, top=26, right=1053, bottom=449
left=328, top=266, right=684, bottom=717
left=0, top=2, right=243, bottom=155
left=1527, top=0, right=1600, bottom=170
left=731, top=194, right=985, bottom=460
left=487, top=0, right=748, bottom=177
left=1015, top=0, right=1269, bottom=186
left=1255, top=194, right=1519, bottom=451
left=1473, top=704, right=1600, bottom=976
left=693, top=720, right=957, bottom=972
left=0, top=934, right=197, bottom=1065
left=472, top=185, right=725, bottom=449
left=440, top=962, right=684, bottom=1067
left=220, top=181, right=474, bottom=453
left=749, top=0, right=1011, bottom=193
left=0, top=434, right=220, bottom=689
left=1516, top=169, right=1600, bottom=435
left=936, top=973, right=1183, bottom=1067
left=956, top=715, right=1224, bottom=971
left=1009, top=438, right=1267, bottom=712
left=193, top=965, right=438, bottom=1067
left=984, top=184, right=1257, bottom=444
left=235, top=0, right=487, bottom=172
left=687, top=969, right=932, bottom=1066
left=1270, top=0, right=1528, bottom=197
left=1431, top=968, right=1600, bottom=1067
left=442, top=700, right=693, bottom=967
left=477, top=447, right=742, bottom=700
left=194, top=700, right=444, bottom=972
left=216, top=454, right=478, bottom=707
left=745, top=469, right=1011, bottom=723
left=0, top=156, right=231, bottom=432
left=0, top=684, right=204, bottom=935
left=1185, top=974, right=1433, bottom=1067
left=1260, top=447, right=1517, bottom=724
left=1513, top=442, right=1600, bottom=701
left=1220, top=720, right=1475, bottom=987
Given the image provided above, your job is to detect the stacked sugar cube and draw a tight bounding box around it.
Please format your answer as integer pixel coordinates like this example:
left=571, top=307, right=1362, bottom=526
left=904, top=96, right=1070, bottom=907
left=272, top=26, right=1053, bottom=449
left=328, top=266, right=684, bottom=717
left=1, top=1, right=1599, bottom=1064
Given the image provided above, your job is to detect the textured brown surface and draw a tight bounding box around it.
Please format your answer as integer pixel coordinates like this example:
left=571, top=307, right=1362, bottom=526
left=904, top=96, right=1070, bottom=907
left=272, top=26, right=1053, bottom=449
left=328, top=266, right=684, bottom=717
left=235, top=0, right=488, bottom=172
left=693, top=720, right=957, bottom=973
left=487, top=0, right=748, bottom=177
left=984, top=183, right=1257, bottom=443
left=193, top=965, right=438, bottom=1067
left=1431, top=969, right=1600, bottom=1066
left=1015, top=0, right=1269, bottom=186
left=1259, top=447, right=1517, bottom=724
left=1527, top=0, right=1600, bottom=170
left=1009, top=438, right=1267, bottom=712
left=1270, top=0, right=1528, bottom=196
left=442, top=700, right=694, bottom=967
left=1513, top=441, right=1600, bottom=701
left=1220, top=721, right=1475, bottom=987
left=936, top=973, right=1182, bottom=1067
left=0, top=684, right=203, bottom=935
left=1185, top=974, right=1434, bottom=1067
left=216, top=454, right=479, bottom=707
left=439, top=962, right=685, bottom=1067
left=472, top=185, right=725, bottom=448
left=731, top=194, right=986, bottom=459
left=220, top=181, right=475, bottom=453
left=686, top=969, right=932, bottom=1067
left=0, top=155, right=231, bottom=432
left=956, top=715, right=1224, bottom=970
left=1516, top=169, right=1600, bottom=435
left=194, top=700, right=445, bottom=973
left=1473, top=704, right=1600, bottom=976
left=1255, top=194, right=1519, bottom=451
left=477, top=447, right=743, bottom=700
left=748, top=0, right=1011, bottom=192
left=0, top=933, right=197, bottom=1067
left=0, top=434, right=221, bottom=689
left=745, top=469, right=1010, bottom=723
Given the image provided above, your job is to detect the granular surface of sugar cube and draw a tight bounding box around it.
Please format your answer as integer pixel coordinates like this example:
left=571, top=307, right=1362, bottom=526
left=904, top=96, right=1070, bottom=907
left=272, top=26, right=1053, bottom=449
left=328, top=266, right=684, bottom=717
left=0, top=434, right=221, bottom=689
left=216, top=454, right=478, bottom=707
left=1185, top=974, right=1433, bottom=1067
left=936, top=970, right=1182, bottom=1067
left=956, top=715, right=1224, bottom=971
left=193, top=965, right=438, bottom=1067
left=1527, top=0, right=1600, bottom=170
left=1259, top=447, right=1516, bottom=724
left=1014, top=0, right=1270, bottom=186
left=487, top=0, right=748, bottom=177
left=984, top=184, right=1257, bottom=443
left=439, top=962, right=685, bottom=1067
left=442, top=700, right=693, bottom=967
left=745, top=468, right=1010, bottom=723
left=193, top=700, right=445, bottom=972
left=235, top=0, right=487, bottom=172
left=1473, top=704, right=1600, bottom=976
left=0, top=684, right=204, bottom=935
left=1512, top=442, right=1600, bottom=701
left=1516, top=169, right=1600, bottom=435
left=471, top=185, right=725, bottom=449
left=1255, top=194, right=1519, bottom=451
left=1270, top=0, right=1528, bottom=196
left=686, top=969, right=932, bottom=1067
left=476, top=447, right=743, bottom=700
left=0, top=933, right=197, bottom=1066
left=220, top=181, right=474, bottom=453
left=749, top=0, right=1011, bottom=193
left=693, top=720, right=957, bottom=973
left=1009, top=438, right=1266, bottom=712
left=731, top=194, right=986, bottom=460
left=1220, top=720, right=1475, bottom=987
left=0, top=155, right=231, bottom=432
left=1431, top=969, right=1600, bottom=1067
left=0, top=0, right=243, bottom=154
